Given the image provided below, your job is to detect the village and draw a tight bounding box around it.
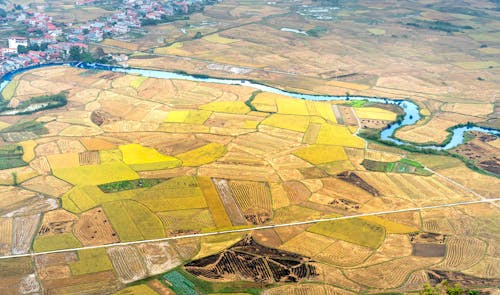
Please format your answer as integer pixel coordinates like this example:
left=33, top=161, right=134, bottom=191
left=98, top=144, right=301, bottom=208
left=0, top=0, right=217, bottom=76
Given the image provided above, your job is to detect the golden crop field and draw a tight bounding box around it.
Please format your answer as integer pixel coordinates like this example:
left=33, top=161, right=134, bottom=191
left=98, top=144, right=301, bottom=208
left=354, top=107, right=397, bottom=121
left=316, top=124, right=365, bottom=148
left=120, top=144, right=181, bottom=171
left=293, top=144, right=348, bottom=164
left=176, top=143, right=227, bottom=166
left=261, top=114, right=310, bottom=133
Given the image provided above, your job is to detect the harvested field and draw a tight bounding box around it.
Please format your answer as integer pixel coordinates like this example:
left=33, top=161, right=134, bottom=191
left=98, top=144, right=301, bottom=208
left=73, top=207, right=119, bottom=246
left=107, top=246, right=147, bottom=283
left=314, top=239, right=373, bottom=266
left=80, top=138, right=116, bottom=151
left=137, top=242, right=182, bottom=275
left=283, top=181, right=311, bottom=204
left=263, top=283, right=354, bottom=295
left=345, top=256, right=440, bottom=289
left=427, top=269, right=500, bottom=289
left=38, top=209, right=77, bottom=237
left=437, top=236, right=486, bottom=270
left=112, top=285, right=160, bottom=295
left=79, top=151, right=101, bottom=166
left=0, top=218, right=12, bottom=255
left=212, top=179, right=246, bottom=226
left=228, top=180, right=273, bottom=225
left=12, top=214, right=40, bottom=254
left=280, top=231, right=333, bottom=257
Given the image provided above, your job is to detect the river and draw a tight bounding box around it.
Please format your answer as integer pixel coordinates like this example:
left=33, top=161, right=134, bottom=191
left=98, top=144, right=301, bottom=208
left=1, top=62, right=498, bottom=150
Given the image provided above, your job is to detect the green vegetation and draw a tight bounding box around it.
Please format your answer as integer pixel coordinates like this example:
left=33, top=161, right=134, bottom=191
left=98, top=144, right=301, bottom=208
left=420, top=281, right=479, bottom=295
left=98, top=179, right=164, bottom=193
left=0, top=92, right=68, bottom=115
left=0, top=145, right=26, bottom=170
left=362, top=158, right=431, bottom=175
left=33, top=233, right=83, bottom=252
left=344, top=100, right=367, bottom=107
left=0, top=120, right=48, bottom=135
left=162, top=268, right=261, bottom=295
left=405, top=20, right=473, bottom=33
left=70, top=248, right=114, bottom=276
left=307, top=26, right=328, bottom=37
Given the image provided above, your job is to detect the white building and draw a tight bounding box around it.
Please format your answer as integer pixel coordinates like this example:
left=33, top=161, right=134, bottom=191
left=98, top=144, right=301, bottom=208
left=8, top=37, right=29, bottom=51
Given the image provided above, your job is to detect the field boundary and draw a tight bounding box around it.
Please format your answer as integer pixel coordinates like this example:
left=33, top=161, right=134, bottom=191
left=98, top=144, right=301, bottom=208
left=0, top=198, right=498, bottom=260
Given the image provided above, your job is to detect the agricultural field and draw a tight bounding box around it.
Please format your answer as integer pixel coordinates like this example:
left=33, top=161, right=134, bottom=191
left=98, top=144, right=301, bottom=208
left=0, top=0, right=499, bottom=293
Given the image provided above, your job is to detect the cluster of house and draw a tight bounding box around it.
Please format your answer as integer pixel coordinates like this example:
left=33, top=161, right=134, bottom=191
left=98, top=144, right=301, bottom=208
left=0, top=0, right=217, bottom=76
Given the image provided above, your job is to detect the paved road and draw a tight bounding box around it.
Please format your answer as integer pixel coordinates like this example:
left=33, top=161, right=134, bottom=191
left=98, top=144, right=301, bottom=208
left=1, top=198, right=498, bottom=260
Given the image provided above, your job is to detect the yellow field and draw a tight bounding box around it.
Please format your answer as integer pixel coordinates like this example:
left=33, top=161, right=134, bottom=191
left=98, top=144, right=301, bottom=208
left=1, top=80, right=19, bottom=100
left=154, top=42, right=189, bottom=55
left=478, top=47, right=500, bottom=54
left=120, top=144, right=181, bottom=171
left=367, top=28, right=386, bottom=35
left=33, top=233, right=82, bottom=252
left=360, top=216, right=418, bottom=234
left=454, top=61, right=499, bottom=70
left=53, top=161, right=139, bottom=185
left=354, top=107, right=397, bottom=121
left=261, top=114, right=310, bottom=133
left=276, top=97, right=309, bottom=115
left=103, top=200, right=164, bottom=242
left=176, top=143, right=226, bottom=166
left=252, top=92, right=279, bottom=112
left=69, top=248, right=113, bottom=276
left=62, top=185, right=98, bottom=213
left=293, top=145, right=348, bottom=164
left=101, top=38, right=139, bottom=51
left=157, top=209, right=214, bottom=231
left=198, top=177, right=232, bottom=227
left=307, top=218, right=385, bottom=249
left=203, top=33, right=239, bottom=44
left=165, top=110, right=212, bottom=124
left=18, top=140, right=36, bottom=162
left=112, top=285, right=159, bottom=295
left=200, top=101, right=250, bottom=114
left=316, top=124, right=365, bottom=148
left=306, top=101, right=337, bottom=123
left=130, top=76, right=148, bottom=89
left=46, top=153, right=80, bottom=169
left=193, top=232, right=243, bottom=259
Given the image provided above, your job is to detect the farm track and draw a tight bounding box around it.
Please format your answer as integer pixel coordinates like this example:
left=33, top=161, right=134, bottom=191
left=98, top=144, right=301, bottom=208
left=0, top=198, right=498, bottom=260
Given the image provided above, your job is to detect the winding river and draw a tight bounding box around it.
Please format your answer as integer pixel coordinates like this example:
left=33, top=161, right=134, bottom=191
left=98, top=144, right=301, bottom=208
left=1, top=62, right=498, bottom=150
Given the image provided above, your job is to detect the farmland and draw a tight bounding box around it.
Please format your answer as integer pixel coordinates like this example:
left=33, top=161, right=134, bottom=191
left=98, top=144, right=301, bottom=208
left=0, top=0, right=499, bottom=293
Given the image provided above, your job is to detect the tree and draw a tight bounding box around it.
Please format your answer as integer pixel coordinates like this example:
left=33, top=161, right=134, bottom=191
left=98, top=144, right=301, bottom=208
left=83, top=28, right=90, bottom=34
left=17, top=45, right=28, bottom=54
left=69, top=46, right=82, bottom=61
left=193, top=31, right=202, bottom=39
left=0, top=8, right=7, bottom=18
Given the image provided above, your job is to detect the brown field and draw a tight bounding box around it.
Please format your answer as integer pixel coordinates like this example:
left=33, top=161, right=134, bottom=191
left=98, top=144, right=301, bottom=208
left=0, top=218, right=12, bottom=255
left=73, top=207, right=119, bottom=246
left=79, top=151, right=101, bottom=166
left=228, top=180, right=273, bottom=224
left=314, top=239, right=373, bottom=266
left=263, top=284, right=355, bottom=295
left=345, top=256, right=441, bottom=289
left=437, top=236, right=486, bottom=271
left=12, top=214, right=40, bottom=255
left=38, top=209, right=77, bottom=237
left=137, top=241, right=181, bottom=275
left=212, top=178, right=246, bottom=226
left=107, top=246, right=147, bottom=283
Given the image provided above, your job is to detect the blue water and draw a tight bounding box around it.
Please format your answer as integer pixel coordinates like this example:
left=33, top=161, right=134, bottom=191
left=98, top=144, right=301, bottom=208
left=1, top=62, right=498, bottom=150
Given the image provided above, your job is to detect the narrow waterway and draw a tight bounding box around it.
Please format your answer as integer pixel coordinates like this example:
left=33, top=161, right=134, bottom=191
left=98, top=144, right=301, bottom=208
left=1, top=62, right=498, bottom=149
